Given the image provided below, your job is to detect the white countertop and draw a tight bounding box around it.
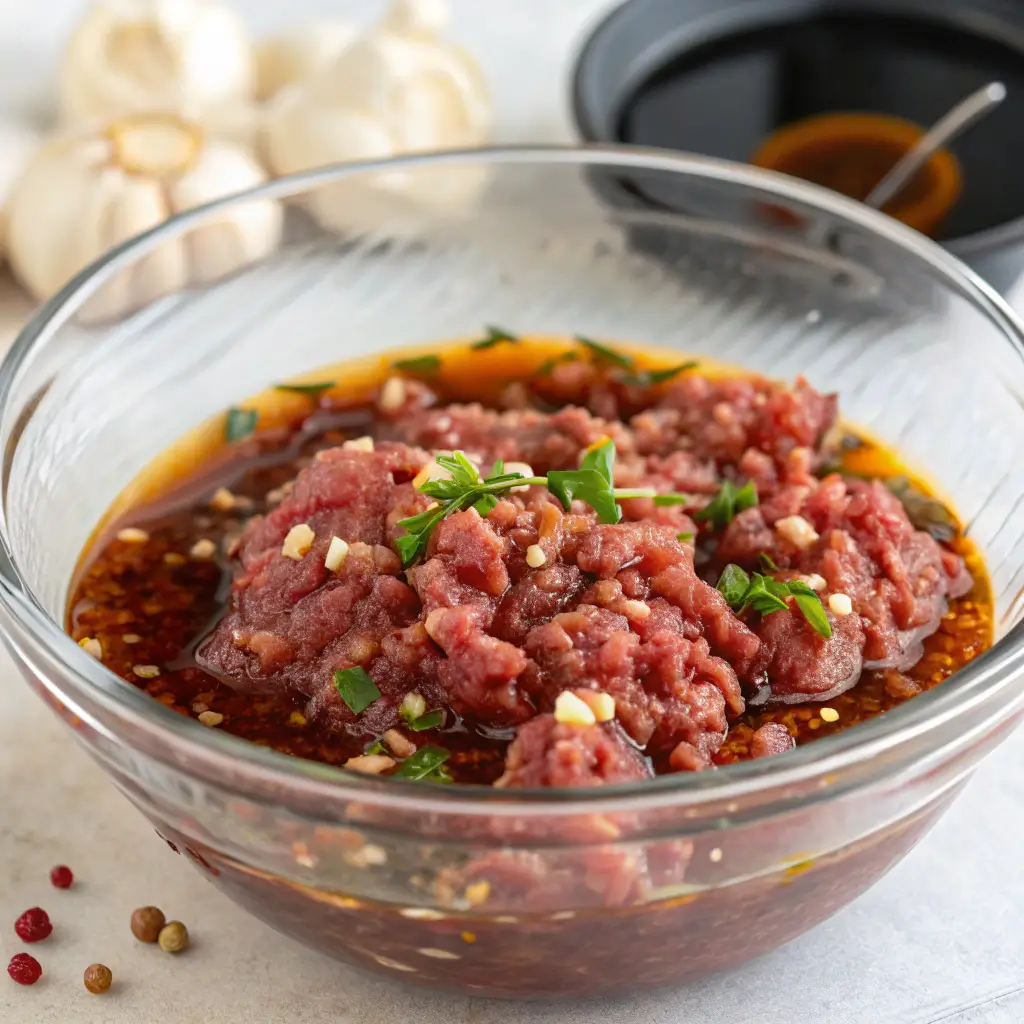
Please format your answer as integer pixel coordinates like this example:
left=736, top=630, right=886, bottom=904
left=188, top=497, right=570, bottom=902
left=1, top=2, right=1023, bottom=1022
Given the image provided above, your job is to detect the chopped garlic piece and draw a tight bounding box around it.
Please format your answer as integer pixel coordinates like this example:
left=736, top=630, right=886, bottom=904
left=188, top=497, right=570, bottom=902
left=621, top=599, right=651, bottom=622
left=820, top=707, right=840, bottom=723
left=343, top=435, right=375, bottom=452
left=79, top=637, right=102, bottom=659
left=116, top=527, right=149, bottom=543
left=709, top=847, right=724, bottom=863
left=775, top=515, right=820, bottom=550
left=132, top=664, right=160, bottom=679
left=190, top=538, right=216, bottom=560
left=383, top=729, right=416, bottom=759
left=580, top=691, right=616, bottom=723
left=828, top=593, right=853, bottom=616
left=554, top=690, right=597, bottom=727
left=465, top=880, right=491, bottom=907
left=525, top=544, right=547, bottom=568
left=324, top=536, right=350, bottom=571
left=123, top=633, right=141, bottom=644
left=423, top=609, right=446, bottom=643
left=504, top=461, right=534, bottom=492
left=344, top=754, right=396, bottom=774
left=379, top=376, right=407, bottom=412
left=210, top=487, right=236, bottom=511
left=412, top=454, right=454, bottom=490
left=197, top=711, right=224, bottom=727
left=281, top=523, right=315, bottom=560
left=804, top=574, right=827, bottom=591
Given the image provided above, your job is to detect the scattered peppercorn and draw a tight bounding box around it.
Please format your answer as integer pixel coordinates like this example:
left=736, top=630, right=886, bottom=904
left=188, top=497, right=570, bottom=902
left=130, top=906, right=166, bottom=943
left=83, top=963, right=113, bottom=994
left=7, top=953, right=42, bottom=985
left=49, top=865, right=74, bottom=889
left=14, top=908, right=53, bottom=943
left=158, top=920, right=189, bottom=953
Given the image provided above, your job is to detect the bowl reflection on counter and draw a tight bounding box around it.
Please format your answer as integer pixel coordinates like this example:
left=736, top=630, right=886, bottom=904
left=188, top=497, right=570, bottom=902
left=2, top=147, right=1024, bottom=998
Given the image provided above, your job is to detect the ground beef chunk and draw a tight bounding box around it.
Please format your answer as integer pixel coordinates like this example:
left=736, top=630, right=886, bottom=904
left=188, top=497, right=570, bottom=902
left=631, top=374, right=836, bottom=466
left=197, top=443, right=447, bottom=731
left=750, top=722, right=796, bottom=759
left=389, top=402, right=634, bottom=473
left=757, top=608, right=865, bottom=702
left=497, top=715, right=651, bottom=788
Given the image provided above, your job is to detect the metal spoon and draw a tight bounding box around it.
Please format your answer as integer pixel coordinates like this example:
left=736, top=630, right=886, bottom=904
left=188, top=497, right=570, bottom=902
left=864, top=81, right=1006, bottom=211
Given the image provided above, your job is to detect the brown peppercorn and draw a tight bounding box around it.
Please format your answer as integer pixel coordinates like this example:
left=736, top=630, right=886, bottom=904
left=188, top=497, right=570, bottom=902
left=158, top=920, right=189, bottom=953
left=130, top=906, right=166, bottom=943
left=83, top=963, right=113, bottom=994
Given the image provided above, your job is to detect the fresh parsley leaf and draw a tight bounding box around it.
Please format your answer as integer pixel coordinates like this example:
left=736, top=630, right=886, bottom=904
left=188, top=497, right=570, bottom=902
left=717, top=564, right=751, bottom=607
left=575, top=335, right=636, bottom=369
left=473, top=494, right=499, bottom=516
left=547, top=467, right=622, bottom=523
left=716, top=565, right=831, bottom=638
left=652, top=494, right=690, bottom=507
left=471, top=326, right=519, bottom=351
left=619, top=361, right=699, bottom=387
left=436, top=451, right=481, bottom=488
left=396, top=744, right=451, bottom=781
left=536, top=351, right=579, bottom=376
left=579, top=437, right=615, bottom=485
left=408, top=709, right=444, bottom=732
left=332, top=667, right=381, bottom=715
left=395, top=502, right=451, bottom=565
left=274, top=381, right=336, bottom=397
left=694, top=480, right=758, bottom=531
left=677, top=531, right=695, bottom=543
left=365, top=739, right=387, bottom=755
left=225, top=407, right=258, bottom=442
left=392, top=355, right=442, bottom=375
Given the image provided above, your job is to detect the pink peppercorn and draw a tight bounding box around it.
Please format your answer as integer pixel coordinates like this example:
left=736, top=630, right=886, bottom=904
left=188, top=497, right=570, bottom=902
left=7, top=953, right=42, bottom=985
left=50, top=865, right=74, bottom=889
left=14, top=908, right=52, bottom=943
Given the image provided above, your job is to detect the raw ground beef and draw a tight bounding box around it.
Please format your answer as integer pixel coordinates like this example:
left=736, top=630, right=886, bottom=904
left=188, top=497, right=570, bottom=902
left=197, top=367, right=971, bottom=788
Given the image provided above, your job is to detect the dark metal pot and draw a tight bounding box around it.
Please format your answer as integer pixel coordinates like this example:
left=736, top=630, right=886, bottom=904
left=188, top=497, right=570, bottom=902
left=571, top=0, right=1024, bottom=293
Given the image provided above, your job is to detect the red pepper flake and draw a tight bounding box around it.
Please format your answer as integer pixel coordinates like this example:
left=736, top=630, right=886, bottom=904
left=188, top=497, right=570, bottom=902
left=7, top=953, right=42, bottom=985
left=14, top=908, right=53, bottom=943
left=49, top=865, right=74, bottom=889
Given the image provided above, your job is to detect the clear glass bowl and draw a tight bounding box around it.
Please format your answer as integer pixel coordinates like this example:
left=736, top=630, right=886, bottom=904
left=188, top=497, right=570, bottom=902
left=1, top=147, right=1024, bottom=999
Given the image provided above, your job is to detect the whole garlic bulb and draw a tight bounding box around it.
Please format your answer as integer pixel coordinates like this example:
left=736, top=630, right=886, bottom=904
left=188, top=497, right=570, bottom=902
left=262, top=0, right=491, bottom=231
left=58, top=0, right=256, bottom=129
left=5, top=113, right=282, bottom=322
left=255, top=21, right=357, bottom=102
left=0, top=120, right=40, bottom=263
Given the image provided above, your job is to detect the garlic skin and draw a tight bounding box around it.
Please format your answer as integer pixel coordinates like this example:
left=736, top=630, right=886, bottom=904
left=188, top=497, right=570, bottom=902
left=0, top=120, right=40, bottom=263
left=262, top=0, right=491, bottom=231
left=5, top=114, right=281, bottom=322
left=58, top=0, right=256, bottom=129
left=255, top=22, right=357, bottom=102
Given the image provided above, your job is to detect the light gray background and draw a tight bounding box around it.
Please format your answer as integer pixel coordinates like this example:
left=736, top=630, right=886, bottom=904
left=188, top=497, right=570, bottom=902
left=0, top=2, right=1022, bottom=1022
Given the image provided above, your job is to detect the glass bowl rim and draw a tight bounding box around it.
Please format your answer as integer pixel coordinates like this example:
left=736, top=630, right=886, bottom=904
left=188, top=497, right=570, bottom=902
left=2, top=142, right=1023, bottom=815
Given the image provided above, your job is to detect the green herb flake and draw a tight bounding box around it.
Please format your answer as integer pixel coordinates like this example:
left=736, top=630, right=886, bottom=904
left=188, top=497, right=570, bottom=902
left=408, top=709, right=444, bottom=732
left=225, top=407, right=258, bottom=443
left=676, top=531, right=695, bottom=544
left=396, top=744, right=451, bottom=781
left=392, top=355, right=442, bottom=375
left=471, top=326, right=520, bottom=351
left=716, top=564, right=831, bottom=639
left=575, top=335, right=636, bottom=370
left=332, top=666, right=382, bottom=715
left=274, top=380, right=336, bottom=397
left=536, top=351, right=579, bottom=377
left=620, top=361, right=699, bottom=387
left=694, top=479, right=758, bottom=531
left=365, top=739, right=387, bottom=755
left=759, top=551, right=780, bottom=572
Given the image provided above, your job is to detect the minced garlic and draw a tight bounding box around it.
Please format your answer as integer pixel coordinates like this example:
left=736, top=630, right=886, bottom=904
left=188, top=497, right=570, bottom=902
left=116, top=527, right=149, bottom=544
left=79, top=637, right=102, bottom=659
left=828, top=593, right=853, bottom=616
left=342, top=436, right=374, bottom=452
left=189, top=538, right=216, bottom=560
left=132, top=664, right=160, bottom=679
left=775, top=515, right=820, bottom=550
left=197, top=711, right=224, bottom=727
left=554, top=690, right=597, bottom=727
left=525, top=544, right=547, bottom=568
left=820, top=707, right=840, bottom=723
left=209, top=487, right=236, bottom=511
left=344, top=754, right=396, bottom=774
left=579, top=691, right=616, bottom=723
left=281, top=523, right=315, bottom=560
left=379, top=376, right=407, bottom=412
left=324, top=536, right=350, bottom=571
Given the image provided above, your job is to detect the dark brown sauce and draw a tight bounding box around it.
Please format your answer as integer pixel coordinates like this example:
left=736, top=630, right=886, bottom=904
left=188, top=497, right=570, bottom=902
left=66, top=339, right=992, bottom=780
